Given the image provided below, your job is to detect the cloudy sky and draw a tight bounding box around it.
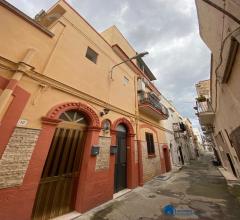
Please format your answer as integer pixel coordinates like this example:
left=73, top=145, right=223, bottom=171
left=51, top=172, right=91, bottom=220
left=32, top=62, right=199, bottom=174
left=8, top=0, right=210, bottom=128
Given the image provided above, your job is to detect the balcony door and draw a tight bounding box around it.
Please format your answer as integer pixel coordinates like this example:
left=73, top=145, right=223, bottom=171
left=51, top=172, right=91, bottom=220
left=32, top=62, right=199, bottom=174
left=114, top=124, right=127, bottom=193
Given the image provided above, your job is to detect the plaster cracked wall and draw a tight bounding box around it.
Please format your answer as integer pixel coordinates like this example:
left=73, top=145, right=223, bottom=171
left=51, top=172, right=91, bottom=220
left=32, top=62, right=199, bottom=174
left=0, top=127, right=40, bottom=189
left=95, top=136, right=111, bottom=170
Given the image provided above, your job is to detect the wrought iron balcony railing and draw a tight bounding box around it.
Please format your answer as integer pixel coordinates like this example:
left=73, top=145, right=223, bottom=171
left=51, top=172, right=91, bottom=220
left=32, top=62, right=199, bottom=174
left=195, top=99, right=214, bottom=114
left=195, top=99, right=215, bottom=125
left=139, top=93, right=169, bottom=119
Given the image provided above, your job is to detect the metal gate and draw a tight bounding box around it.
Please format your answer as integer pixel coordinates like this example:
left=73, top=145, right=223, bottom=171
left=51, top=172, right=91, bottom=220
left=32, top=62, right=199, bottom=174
left=32, top=122, right=86, bottom=219
left=114, top=125, right=127, bottom=193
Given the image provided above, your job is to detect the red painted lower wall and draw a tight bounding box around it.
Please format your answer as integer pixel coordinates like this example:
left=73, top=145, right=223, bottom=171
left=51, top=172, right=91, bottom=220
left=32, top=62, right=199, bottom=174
left=0, top=76, right=30, bottom=157
left=0, top=97, right=140, bottom=219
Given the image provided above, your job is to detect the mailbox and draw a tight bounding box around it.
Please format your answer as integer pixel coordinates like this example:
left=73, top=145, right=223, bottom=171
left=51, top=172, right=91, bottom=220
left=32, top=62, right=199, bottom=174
left=110, top=145, right=118, bottom=155
left=91, top=145, right=100, bottom=156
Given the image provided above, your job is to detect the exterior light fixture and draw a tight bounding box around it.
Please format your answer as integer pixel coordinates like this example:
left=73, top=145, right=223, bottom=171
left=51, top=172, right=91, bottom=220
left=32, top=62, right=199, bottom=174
left=100, top=108, right=110, bottom=117
left=110, top=51, right=149, bottom=79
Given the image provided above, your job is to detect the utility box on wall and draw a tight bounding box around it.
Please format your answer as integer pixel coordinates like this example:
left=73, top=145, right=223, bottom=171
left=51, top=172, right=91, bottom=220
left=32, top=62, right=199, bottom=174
left=91, top=145, right=100, bottom=156
left=110, top=145, right=118, bottom=155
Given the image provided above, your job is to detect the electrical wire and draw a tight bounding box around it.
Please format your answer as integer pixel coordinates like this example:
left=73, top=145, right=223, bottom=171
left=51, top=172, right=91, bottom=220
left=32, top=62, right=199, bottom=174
left=215, top=27, right=240, bottom=79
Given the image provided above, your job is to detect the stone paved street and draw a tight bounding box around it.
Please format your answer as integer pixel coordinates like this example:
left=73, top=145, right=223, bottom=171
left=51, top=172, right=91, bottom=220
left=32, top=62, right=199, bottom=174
left=76, top=154, right=240, bottom=220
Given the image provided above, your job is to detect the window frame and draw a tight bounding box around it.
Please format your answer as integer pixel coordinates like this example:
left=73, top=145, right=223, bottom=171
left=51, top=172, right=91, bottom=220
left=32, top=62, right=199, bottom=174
left=145, top=132, right=155, bottom=155
left=85, top=47, right=98, bottom=64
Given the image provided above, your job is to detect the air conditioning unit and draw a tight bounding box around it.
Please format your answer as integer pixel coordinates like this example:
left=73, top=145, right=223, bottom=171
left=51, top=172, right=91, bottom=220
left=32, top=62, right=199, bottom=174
left=137, top=78, right=146, bottom=92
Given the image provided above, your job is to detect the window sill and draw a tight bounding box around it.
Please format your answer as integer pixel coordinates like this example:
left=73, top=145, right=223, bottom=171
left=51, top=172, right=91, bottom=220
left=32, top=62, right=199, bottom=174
left=148, top=154, right=156, bottom=159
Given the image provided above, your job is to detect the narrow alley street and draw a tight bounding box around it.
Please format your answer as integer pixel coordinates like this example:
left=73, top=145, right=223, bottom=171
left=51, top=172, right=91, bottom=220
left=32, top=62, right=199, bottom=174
left=76, top=154, right=240, bottom=220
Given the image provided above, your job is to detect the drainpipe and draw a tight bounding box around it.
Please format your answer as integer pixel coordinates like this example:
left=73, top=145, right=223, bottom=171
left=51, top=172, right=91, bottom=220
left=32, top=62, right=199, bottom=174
left=134, top=75, right=144, bottom=186
left=0, top=48, right=35, bottom=122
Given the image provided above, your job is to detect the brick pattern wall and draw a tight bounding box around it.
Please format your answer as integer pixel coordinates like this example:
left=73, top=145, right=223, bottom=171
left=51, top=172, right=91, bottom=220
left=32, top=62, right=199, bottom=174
left=142, top=141, right=161, bottom=182
left=0, top=127, right=40, bottom=189
left=95, top=136, right=111, bottom=170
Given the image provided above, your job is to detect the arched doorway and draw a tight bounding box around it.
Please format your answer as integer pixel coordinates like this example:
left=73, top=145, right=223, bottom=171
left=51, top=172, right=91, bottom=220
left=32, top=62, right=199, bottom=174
left=32, top=110, right=88, bottom=219
left=114, top=124, right=128, bottom=193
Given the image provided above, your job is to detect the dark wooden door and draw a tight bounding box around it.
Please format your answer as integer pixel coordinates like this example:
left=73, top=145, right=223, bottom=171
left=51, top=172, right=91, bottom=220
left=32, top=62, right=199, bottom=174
left=32, top=125, right=85, bottom=220
left=179, top=146, right=184, bottom=165
left=163, top=148, right=171, bottom=172
left=114, top=131, right=127, bottom=193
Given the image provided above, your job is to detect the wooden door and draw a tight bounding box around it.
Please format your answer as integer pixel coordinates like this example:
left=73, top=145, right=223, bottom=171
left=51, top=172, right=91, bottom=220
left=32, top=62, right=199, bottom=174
left=179, top=146, right=184, bottom=165
left=32, top=119, right=86, bottom=219
left=163, top=148, right=171, bottom=172
left=114, top=127, right=127, bottom=193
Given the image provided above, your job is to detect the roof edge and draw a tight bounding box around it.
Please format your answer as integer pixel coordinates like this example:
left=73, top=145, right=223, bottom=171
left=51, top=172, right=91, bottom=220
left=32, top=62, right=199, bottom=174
left=0, top=0, right=54, bottom=37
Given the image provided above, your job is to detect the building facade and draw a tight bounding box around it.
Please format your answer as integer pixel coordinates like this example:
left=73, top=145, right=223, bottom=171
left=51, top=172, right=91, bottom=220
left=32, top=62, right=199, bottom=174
left=0, top=1, right=174, bottom=219
left=195, top=0, right=240, bottom=178
left=161, top=97, right=196, bottom=166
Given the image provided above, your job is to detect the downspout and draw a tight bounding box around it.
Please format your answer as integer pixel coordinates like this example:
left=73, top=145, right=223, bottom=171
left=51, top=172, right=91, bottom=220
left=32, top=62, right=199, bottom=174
left=134, top=75, right=143, bottom=186
left=0, top=48, right=35, bottom=122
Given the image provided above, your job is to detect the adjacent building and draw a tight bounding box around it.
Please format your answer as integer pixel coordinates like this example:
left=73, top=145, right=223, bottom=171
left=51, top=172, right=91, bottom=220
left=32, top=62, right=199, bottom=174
left=162, top=97, right=197, bottom=166
left=195, top=0, right=240, bottom=178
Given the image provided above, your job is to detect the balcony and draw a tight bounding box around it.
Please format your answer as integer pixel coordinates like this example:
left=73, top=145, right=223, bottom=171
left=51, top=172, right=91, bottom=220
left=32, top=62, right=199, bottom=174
left=172, top=122, right=186, bottom=132
left=138, top=92, right=169, bottom=120
left=195, top=99, right=215, bottom=126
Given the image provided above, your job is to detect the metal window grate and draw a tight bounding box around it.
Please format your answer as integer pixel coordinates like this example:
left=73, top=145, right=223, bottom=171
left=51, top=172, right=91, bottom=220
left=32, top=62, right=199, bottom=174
left=85, top=47, right=98, bottom=64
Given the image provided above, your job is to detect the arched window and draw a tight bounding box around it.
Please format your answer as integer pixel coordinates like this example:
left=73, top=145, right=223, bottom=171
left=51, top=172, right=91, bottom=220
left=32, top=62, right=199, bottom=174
left=59, top=110, right=87, bottom=124
left=102, top=119, right=111, bottom=132
left=116, top=124, right=127, bottom=133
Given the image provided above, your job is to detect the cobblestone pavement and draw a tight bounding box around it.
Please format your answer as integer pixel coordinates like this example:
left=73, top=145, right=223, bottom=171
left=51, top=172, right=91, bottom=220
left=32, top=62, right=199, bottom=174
left=76, top=154, right=240, bottom=220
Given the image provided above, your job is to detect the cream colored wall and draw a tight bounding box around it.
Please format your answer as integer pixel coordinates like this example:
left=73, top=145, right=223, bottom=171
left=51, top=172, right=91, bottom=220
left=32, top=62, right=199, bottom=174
left=139, top=126, right=161, bottom=182
left=101, top=26, right=137, bottom=63
left=196, top=80, right=210, bottom=98
left=0, top=1, right=138, bottom=119
left=196, top=0, right=240, bottom=176
left=0, top=0, right=169, bottom=133
left=0, top=6, right=55, bottom=73
left=16, top=75, right=137, bottom=132
left=212, top=49, right=240, bottom=176
left=44, top=1, right=138, bottom=114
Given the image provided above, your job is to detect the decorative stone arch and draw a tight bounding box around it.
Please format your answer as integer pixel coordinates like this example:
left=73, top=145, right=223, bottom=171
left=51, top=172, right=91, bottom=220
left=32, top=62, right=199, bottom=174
left=29, top=101, right=102, bottom=216
left=46, top=102, right=100, bottom=128
left=101, top=118, right=112, bottom=130
left=112, top=117, right=135, bottom=135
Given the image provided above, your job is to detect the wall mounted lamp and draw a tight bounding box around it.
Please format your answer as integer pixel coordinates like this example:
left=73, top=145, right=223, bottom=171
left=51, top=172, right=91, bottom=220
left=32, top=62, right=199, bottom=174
left=100, top=108, right=110, bottom=117
left=110, top=51, right=149, bottom=80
